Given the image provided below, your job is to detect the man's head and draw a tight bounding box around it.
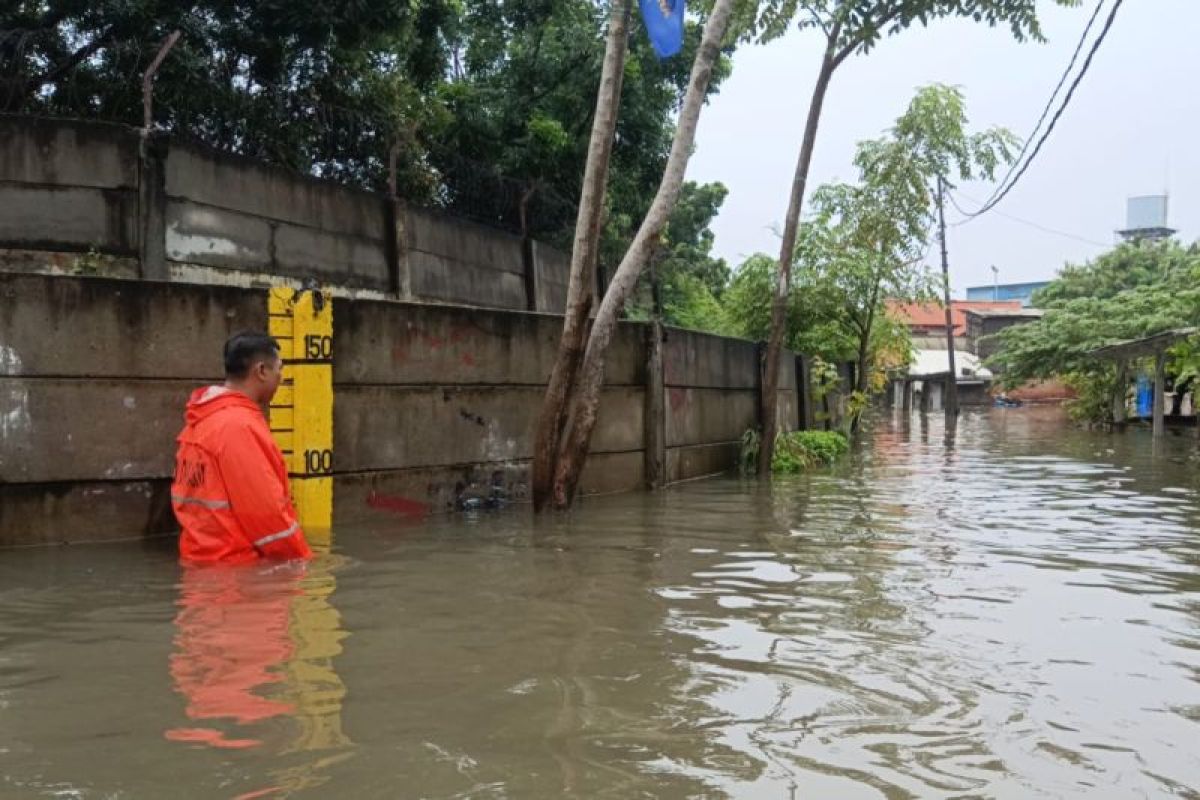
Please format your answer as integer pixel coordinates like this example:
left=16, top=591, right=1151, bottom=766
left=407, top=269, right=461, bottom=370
left=223, top=332, right=283, bottom=405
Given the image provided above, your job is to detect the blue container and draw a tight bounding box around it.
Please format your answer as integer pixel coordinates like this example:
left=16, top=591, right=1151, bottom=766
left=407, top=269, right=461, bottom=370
left=1136, top=375, right=1153, bottom=418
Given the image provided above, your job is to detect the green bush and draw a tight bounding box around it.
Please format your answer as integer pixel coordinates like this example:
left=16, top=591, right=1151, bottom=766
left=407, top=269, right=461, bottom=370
left=737, top=429, right=850, bottom=475
left=771, top=430, right=849, bottom=473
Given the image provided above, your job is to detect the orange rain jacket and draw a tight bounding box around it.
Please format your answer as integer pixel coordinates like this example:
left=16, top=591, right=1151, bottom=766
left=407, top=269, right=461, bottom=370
left=171, top=386, right=312, bottom=564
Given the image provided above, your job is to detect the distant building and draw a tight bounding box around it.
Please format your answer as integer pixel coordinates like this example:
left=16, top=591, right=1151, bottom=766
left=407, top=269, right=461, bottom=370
left=964, top=281, right=1050, bottom=307
left=963, top=307, right=1045, bottom=366
left=1117, top=195, right=1175, bottom=242
left=888, top=300, right=1023, bottom=347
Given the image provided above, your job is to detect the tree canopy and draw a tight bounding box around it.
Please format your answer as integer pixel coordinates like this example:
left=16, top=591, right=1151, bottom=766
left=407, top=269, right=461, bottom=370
left=990, top=240, right=1200, bottom=387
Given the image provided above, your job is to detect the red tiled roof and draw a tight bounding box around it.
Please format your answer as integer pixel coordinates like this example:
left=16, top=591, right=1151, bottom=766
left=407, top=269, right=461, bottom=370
left=887, top=300, right=1022, bottom=336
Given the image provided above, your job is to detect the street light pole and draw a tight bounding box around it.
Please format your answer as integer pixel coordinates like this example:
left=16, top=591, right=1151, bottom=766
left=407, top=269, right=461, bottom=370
left=991, top=265, right=999, bottom=303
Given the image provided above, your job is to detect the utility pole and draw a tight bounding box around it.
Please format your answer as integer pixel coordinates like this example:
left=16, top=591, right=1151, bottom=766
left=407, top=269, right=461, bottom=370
left=937, top=176, right=958, bottom=419
left=991, top=264, right=999, bottom=302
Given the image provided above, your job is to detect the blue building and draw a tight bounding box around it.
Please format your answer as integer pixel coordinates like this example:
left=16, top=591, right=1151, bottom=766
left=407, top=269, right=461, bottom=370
left=965, top=281, right=1050, bottom=307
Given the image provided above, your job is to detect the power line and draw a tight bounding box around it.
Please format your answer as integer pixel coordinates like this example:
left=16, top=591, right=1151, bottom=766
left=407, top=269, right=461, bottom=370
left=984, top=0, right=1107, bottom=206
left=947, top=189, right=1111, bottom=247
left=957, top=0, right=1124, bottom=221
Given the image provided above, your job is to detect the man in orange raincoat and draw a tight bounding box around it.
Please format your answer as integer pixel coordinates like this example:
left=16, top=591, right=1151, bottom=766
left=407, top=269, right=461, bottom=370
left=171, top=332, right=312, bottom=563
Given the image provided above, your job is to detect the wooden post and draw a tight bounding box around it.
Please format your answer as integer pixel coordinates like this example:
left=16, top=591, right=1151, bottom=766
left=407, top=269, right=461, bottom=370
left=919, top=381, right=930, bottom=414
left=902, top=379, right=913, bottom=414
left=1153, top=351, right=1166, bottom=438
left=644, top=321, right=666, bottom=489
left=1112, top=359, right=1127, bottom=425
left=797, top=354, right=814, bottom=430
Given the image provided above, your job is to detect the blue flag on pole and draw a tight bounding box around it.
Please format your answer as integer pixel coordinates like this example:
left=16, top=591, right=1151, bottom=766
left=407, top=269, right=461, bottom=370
left=638, top=0, right=686, bottom=58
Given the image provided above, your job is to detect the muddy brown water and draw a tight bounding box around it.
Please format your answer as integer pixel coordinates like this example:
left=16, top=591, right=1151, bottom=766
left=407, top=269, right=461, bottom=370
left=1, top=407, right=1198, bottom=798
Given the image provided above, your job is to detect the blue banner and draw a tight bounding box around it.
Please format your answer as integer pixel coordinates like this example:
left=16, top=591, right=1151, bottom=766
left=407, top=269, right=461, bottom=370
left=638, top=0, right=686, bottom=58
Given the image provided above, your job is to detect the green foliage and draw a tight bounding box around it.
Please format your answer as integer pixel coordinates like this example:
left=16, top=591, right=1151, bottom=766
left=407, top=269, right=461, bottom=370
left=771, top=430, right=849, bottom=473
left=737, top=427, right=848, bottom=474
left=735, top=0, right=1065, bottom=49
left=629, top=181, right=734, bottom=333
left=1061, top=366, right=1116, bottom=426
left=726, top=85, right=1009, bottom=396
left=990, top=241, right=1200, bottom=387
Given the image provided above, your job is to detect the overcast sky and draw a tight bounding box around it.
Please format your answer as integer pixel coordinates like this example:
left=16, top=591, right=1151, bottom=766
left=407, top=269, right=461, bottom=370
left=688, top=0, right=1197, bottom=295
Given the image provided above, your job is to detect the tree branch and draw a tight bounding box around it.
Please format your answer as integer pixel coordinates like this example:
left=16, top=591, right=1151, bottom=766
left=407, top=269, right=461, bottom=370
left=831, top=5, right=905, bottom=69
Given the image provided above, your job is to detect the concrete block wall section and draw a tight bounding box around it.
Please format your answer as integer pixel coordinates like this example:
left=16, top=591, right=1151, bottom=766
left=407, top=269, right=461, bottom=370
left=0, top=117, right=139, bottom=259
left=661, top=328, right=797, bottom=483
left=0, top=115, right=572, bottom=312
left=0, top=274, right=799, bottom=545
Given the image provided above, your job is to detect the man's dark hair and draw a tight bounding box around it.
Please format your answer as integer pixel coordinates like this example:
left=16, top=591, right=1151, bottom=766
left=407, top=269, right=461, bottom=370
left=224, top=332, right=280, bottom=378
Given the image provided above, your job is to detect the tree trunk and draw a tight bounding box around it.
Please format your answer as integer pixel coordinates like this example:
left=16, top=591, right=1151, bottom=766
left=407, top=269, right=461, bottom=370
left=530, top=0, right=630, bottom=510
left=937, top=177, right=958, bottom=420
left=548, top=0, right=737, bottom=508
left=759, top=43, right=839, bottom=475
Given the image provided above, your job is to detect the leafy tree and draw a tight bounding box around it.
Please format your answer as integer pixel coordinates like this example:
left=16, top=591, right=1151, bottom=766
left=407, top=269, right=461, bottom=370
left=863, top=83, right=1016, bottom=412
left=989, top=240, right=1200, bottom=423
left=626, top=181, right=731, bottom=331
left=754, top=0, right=1073, bottom=473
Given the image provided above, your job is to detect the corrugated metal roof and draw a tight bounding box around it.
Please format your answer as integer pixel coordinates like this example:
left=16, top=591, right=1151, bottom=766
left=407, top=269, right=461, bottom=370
left=907, top=348, right=993, bottom=380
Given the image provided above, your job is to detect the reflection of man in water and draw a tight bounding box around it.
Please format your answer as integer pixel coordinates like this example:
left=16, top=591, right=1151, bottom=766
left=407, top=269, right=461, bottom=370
left=171, top=332, right=311, bottom=564
left=165, top=564, right=302, bottom=750
left=166, top=562, right=353, bottom=794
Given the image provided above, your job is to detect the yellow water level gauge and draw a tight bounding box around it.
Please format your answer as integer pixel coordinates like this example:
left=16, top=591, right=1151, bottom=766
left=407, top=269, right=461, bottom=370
left=268, top=286, right=334, bottom=538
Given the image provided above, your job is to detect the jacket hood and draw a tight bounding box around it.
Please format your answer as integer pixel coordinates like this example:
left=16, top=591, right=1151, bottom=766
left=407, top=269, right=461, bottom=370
left=185, top=385, right=262, bottom=426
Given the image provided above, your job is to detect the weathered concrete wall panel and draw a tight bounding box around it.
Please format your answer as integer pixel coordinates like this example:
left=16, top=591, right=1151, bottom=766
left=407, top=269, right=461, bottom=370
left=273, top=222, right=388, bottom=290
left=666, top=442, right=741, bottom=483
left=409, top=251, right=528, bottom=309
left=0, top=185, right=137, bottom=253
left=0, top=378, right=187, bottom=483
left=164, top=143, right=382, bottom=237
left=333, top=299, right=644, bottom=386
left=0, top=479, right=175, bottom=547
left=0, top=274, right=265, bottom=379
left=0, top=116, right=138, bottom=189
left=164, top=201, right=272, bottom=269
left=3, top=116, right=585, bottom=312
left=532, top=241, right=569, bottom=314
left=665, top=387, right=757, bottom=448
left=405, top=207, right=524, bottom=275
left=664, top=330, right=758, bottom=390
left=334, top=450, right=642, bottom=525
left=334, top=386, right=642, bottom=471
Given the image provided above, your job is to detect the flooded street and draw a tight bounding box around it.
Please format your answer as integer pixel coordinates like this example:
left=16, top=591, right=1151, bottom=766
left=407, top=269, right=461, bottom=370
left=2, top=407, right=1198, bottom=798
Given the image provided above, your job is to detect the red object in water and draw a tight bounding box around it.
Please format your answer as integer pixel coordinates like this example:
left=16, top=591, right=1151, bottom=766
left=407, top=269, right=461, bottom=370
left=367, top=490, right=431, bottom=517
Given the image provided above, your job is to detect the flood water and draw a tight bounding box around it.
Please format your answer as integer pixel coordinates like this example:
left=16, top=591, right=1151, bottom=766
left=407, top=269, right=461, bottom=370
left=2, top=407, right=1199, bottom=798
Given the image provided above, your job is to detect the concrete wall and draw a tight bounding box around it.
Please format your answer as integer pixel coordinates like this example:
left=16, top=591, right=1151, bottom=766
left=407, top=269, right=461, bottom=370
left=0, top=115, right=569, bottom=312
left=0, top=274, right=802, bottom=546
left=0, top=117, right=140, bottom=275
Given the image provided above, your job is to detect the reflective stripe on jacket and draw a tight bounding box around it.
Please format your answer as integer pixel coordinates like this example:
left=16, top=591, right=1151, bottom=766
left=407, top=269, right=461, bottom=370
left=171, top=386, right=312, bottom=564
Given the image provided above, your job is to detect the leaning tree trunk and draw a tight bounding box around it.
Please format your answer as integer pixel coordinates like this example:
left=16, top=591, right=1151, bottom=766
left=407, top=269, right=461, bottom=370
left=531, top=0, right=631, bottom=511
left=759, top=41, right=839, bottom=475
left=548, top=0, right=737, bottom=508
